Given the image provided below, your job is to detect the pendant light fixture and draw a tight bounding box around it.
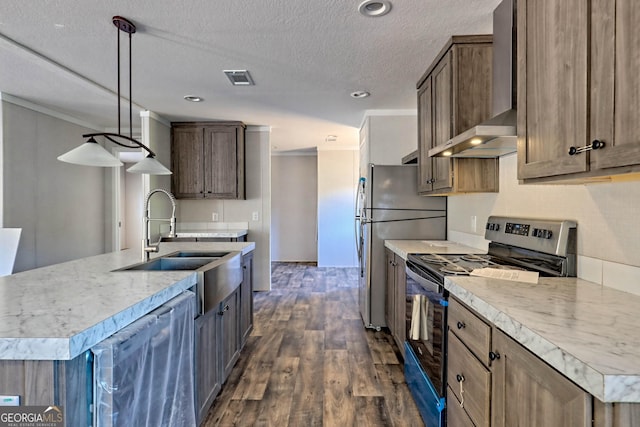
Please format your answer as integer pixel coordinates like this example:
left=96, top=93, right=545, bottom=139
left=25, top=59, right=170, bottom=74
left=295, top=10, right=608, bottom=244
left=58, top=16, right=171, bottom=175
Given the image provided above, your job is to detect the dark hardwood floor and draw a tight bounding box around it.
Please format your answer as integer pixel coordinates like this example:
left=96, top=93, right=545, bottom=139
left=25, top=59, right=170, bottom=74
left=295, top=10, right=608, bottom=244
left=202, top=262, right=424, bottom=427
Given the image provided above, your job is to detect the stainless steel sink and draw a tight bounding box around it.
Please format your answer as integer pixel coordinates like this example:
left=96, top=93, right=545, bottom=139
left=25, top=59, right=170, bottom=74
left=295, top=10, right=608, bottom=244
left=165, top=251, right=230, bottom=258
left=116, top=257, right=217, bottom=271
left=115, top=251, right=243, bottom=316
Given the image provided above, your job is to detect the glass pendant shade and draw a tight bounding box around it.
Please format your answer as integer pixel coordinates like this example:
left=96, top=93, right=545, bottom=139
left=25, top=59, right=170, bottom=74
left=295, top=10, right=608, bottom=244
left=126, top=155, right=172, bottom=175
left=57, top=138, right=123, bottom=167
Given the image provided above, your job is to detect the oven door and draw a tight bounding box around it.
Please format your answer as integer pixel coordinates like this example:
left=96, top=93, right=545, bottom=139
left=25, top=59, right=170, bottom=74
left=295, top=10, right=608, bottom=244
left=404, top=261, right=447, bottom=426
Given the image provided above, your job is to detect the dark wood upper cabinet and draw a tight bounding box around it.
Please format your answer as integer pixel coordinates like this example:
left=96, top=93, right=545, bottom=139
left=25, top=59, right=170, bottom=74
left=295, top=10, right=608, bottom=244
left=171, top=121, right=246, bottom=199
left=417, top=35, right=499, bottom=195
left=518, top=0, right=640, bottom=182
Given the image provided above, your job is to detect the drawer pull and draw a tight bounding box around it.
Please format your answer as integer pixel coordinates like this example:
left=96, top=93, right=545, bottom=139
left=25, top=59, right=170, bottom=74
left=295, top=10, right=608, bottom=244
left=489, top=351, right=501, bottom=361
left=456, top=374, right=465, bottom=408
left=456, top=321, right=466, bottom=330
left=218, top=304, right=230, bottom=315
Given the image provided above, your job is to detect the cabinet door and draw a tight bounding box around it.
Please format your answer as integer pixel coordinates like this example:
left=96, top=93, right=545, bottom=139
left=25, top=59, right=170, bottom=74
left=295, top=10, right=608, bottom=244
left=417, top=76, right=434, bottom=193
left=194, top=311, right=221, bottom=424
left=491, top=329, right=591, bottom=427
left=220, top=289, right=240, bottom=382
left=393, top=255, right=406, bottom=355
left=240, top=253, right=254, bottom=346
left=171, top=127, right=205, bottom=198
left=204, top=127, right=240, bottom=199
left=451, top=43, right=493, bottom=135
left=385, top=249, right=395, bottom=335
left=591, top=0, right=640, bottom=170
left=432, top=53, right=453, bottom=191
left=517, top=0, right=589, bottom=180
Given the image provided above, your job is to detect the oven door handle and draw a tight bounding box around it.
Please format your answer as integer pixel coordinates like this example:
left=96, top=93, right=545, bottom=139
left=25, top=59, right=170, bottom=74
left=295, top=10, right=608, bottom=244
left=406, top=263, right=442, bottom=295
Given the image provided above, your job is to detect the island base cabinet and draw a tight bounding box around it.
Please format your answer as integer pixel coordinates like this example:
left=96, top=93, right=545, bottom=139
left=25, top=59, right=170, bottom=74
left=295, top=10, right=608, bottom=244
left=195, top=310, right=222, bottom=424
left=240, top=252, right=254, bottom=346
left=220, top=288, right=240, bottom=382
left=491, top=329, right=592, bottom=427
left=0, top=354, right=91, bottom=427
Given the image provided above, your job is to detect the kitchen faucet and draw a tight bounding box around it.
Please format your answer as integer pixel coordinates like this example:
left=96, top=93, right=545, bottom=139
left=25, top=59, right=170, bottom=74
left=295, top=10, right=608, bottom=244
left=142, top=189, right=177, bottom=261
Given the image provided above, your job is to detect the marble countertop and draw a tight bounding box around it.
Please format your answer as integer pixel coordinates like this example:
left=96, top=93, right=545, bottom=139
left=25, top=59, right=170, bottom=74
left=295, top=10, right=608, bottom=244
left=384, top=240, right=485, bottom=260
left=446, top=276, right=640, bottom=403
left=173, top=229, right=247, bottom=238
left=0, top=242, right=255, bottom=361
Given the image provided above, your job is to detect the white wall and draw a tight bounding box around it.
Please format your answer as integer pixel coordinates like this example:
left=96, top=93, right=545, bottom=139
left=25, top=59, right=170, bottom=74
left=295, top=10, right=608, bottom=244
left=271, top=154, right=318, bottom=262
left=1, top=98, right=106, bottom=271
left=176, top=126, right=272, bottom=291
left=360, top=112, right=418, bottom=178
left=317, top=148, right=359, bottom=267
left=448, top=153, right=640, bottom=294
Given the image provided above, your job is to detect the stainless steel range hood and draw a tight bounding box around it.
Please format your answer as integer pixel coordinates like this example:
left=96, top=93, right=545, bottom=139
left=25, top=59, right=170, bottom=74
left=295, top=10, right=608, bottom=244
left=429, top=0, right=517, bottom=158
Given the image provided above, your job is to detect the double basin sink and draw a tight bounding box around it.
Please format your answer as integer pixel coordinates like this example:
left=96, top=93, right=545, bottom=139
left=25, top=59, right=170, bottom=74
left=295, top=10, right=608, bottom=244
left=116, top=250, right=243, bottom=316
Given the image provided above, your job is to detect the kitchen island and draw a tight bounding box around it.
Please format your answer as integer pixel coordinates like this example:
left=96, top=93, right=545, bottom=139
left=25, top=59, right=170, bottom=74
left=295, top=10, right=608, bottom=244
left=0, top=242, right=255, bottom=425
left=0, top=241, right=254, bottom=360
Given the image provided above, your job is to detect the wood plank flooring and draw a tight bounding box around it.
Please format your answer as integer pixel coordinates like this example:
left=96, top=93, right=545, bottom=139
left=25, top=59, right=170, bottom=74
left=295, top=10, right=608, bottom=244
left=202, top=262, right=424, bottom=427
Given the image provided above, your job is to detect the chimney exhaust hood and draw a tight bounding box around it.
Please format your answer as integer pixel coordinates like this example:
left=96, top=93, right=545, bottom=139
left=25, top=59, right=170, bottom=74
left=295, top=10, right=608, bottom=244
left=429, top=0, right=517, bottom=158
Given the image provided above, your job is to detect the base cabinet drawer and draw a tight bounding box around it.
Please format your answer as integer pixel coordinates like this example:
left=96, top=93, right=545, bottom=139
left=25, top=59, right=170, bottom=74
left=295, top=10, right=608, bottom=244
left=449, top=297, right=491, bottom=365
left=448, top=330, right=491, bottom=427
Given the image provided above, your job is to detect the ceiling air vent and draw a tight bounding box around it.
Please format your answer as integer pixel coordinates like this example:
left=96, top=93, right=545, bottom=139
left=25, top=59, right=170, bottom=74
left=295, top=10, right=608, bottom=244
left=223, top=70, right=255, bottom=86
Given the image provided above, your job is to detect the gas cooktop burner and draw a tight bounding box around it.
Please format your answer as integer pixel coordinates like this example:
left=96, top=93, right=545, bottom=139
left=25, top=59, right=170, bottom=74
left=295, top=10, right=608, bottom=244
left=439, top=265, right=470, bottom=275
left=459, top=254, right=491, bottom=262
left=418, top=254, right=459, bottom=265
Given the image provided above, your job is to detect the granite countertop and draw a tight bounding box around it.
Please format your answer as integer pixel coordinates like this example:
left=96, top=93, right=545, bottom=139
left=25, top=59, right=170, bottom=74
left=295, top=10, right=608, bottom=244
left=173, top=229, right=247, bottom=238
left=0, top=242, right=255, bottom=361
left=384, top=240, right=485, bottom=260
left=445, top=276, right=640, bottom=403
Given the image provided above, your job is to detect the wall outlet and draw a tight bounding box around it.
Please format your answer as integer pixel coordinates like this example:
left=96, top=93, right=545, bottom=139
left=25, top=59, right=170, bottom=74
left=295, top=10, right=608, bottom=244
left=252, top=211, right=259, bottom=221
left=471, top=215, right=477, bottom=233
left=212, top=212, right=219, bottom=222
left=0, top=395, right=20, bottom=406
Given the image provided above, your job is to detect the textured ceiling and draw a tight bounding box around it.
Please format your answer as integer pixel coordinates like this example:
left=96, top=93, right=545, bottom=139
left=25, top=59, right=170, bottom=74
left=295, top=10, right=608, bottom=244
left=0, top=0, right=500, bottom=152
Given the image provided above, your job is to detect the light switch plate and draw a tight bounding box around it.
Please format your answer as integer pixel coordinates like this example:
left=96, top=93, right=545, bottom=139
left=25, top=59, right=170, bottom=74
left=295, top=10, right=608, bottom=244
left=252, top=211, right=259, bottom=221
left=212, top=212, right=219, bottom=222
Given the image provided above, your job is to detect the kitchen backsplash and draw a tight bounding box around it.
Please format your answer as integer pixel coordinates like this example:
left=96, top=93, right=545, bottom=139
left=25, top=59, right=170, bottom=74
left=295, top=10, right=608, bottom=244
left=448, top=153, right=640, bottom=295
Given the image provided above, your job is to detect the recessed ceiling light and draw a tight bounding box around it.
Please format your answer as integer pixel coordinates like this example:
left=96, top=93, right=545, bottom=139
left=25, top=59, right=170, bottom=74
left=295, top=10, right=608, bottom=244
left=54, top=23, right=66, bottom=29
left=223, top=70, right=255, bottom=86
left=351, top=91, right=370, bottom=99
left=358, top=0, right=392, bottom=17
left=184, top=95, right=204, bottom=102
left=325, top=135, right=338, bottom=142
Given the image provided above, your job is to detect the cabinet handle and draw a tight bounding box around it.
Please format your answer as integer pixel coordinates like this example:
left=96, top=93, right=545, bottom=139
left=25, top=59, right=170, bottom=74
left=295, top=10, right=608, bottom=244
left=568, top=139, right=605, bottom=156
left=456, top=374, right=466, bottom=408
left=489, top=351, right=501, bottom=361
left=218, top=304, right=230, bottom=315
left=456, top=321, right=465, bottom=330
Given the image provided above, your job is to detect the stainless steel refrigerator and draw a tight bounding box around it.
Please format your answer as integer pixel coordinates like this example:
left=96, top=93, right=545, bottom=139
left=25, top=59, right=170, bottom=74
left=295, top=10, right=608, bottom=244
left=355, top=164, right=446, bottom=330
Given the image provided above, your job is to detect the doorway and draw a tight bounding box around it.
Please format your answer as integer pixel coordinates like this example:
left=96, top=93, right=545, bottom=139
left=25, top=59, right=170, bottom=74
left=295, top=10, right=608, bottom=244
left=112, top=149, right=146, bottom=251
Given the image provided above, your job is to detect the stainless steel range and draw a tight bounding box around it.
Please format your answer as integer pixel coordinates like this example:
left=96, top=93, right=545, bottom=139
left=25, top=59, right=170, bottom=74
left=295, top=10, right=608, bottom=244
left=403, top=216, right=577, bottom=427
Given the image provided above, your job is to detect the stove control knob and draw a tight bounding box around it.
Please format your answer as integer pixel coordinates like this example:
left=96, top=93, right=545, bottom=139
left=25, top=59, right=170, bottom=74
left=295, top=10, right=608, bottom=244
left=533, top=228, right=541, bottom=237
left=543, top=230, right=553, bottom=239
